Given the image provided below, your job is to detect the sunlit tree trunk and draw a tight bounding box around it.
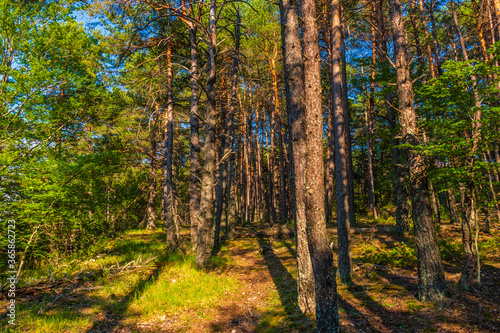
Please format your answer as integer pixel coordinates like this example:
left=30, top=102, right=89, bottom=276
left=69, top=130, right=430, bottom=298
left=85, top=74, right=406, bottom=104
left=146, top=106, right=159, bottom=230
left=196, top=0, right=218, bottom=267
left=163, top=43, right=176, bottom=245
left=389, top=0, right=447, bottom=301
left=303, top=0, right=340, bottom=328
left=188, top=21, right=201, bottom=249
left=279, top=0, right=316, bottom=313
left=332, top=0, right=353, bottom=284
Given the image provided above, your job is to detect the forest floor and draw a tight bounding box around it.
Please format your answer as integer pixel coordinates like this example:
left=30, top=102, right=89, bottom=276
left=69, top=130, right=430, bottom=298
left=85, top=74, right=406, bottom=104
left=1, top=213, right=500, bottom=332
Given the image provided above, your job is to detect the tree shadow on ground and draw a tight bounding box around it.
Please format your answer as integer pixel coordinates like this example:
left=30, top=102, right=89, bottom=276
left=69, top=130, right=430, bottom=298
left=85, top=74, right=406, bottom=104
left=256, top=235, right=315, bottom=330
left=337, top=295, right=382, bottom=332
left=366, top=268, right=500, bottom=332
left=84, top=249, right=174, bottom=333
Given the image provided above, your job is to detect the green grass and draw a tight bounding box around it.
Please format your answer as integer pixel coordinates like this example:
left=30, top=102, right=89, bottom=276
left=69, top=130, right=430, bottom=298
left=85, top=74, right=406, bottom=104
left=7, top=229, right=239, bottom=332
left=126, top=253, right=239, bottom=319
left=3, top=305, right=93, bottom=333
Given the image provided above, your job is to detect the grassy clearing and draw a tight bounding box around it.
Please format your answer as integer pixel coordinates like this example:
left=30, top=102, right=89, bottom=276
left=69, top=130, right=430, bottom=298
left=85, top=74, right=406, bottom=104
left=4, top=229, right=239, bottom=333
left=125, top=253, right=238, bottom=320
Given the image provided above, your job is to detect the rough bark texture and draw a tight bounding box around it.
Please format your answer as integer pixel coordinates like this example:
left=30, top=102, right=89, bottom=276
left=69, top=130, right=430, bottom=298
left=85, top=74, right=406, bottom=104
left=279, top=0, right=315, bottom=314
left=324, top=6, right=335, bottom=224
left=368, top=16, right=378, bottom=220
left=224, top=8, right=240, bottom=240
left=331, top=0, right=353, bottom=285
left=188, top=24, right=201, bottom=249
left=388, top=0, right=447, bottom=302
left=375, top=0, right=410, bottom=233
left=163, top=44, right=176, bottom=245
left=146, top=107, right=159, bottom=230
left=196, top=0, right=217, bottom=268
left=340, top=7, right=356, bottom=228
left=303, top=0, right=339, bottom=329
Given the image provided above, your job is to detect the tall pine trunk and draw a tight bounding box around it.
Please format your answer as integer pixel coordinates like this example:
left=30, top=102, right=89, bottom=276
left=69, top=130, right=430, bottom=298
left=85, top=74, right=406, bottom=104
left=388, top=0, right=447, bottom=301
left=279, top=0, right=315, bottom=313
left=303, top=0, right=340, bottom=328
left=146, top=107, right=159, bottom=230
left=163, top=44, right=176, bottom=245
left=196, top=0, right=217, bottom=267
left=189, top=23, right=201, bottom=249
left=331, top=0, right=353, bottom=284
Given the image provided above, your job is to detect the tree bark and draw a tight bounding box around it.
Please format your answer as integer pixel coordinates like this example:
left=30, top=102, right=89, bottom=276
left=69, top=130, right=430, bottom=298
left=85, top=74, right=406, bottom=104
left=375, top=0, right=410, bottom=233
left=146, top=106, right=159, bottom=230
left=332, top=0, right=353, bottom=284
left=163, top=43, right=176, bottom=245
left=341, top=7, right=356, bottom=227
left=368, top=15, right=378, bottom=220
left=196, top=0, right=217, bottom=268
left=388, top=0, right=447, bottom=301
left=279, top=0, right=316, bottom=313
left=188, top=23, right=201, bottom=249
left=303, top=0, right=340, bottom=329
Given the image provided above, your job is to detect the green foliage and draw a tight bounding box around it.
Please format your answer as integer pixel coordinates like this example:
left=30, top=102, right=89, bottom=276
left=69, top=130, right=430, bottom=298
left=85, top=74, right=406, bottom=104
left=0, top=0, right=147, bottom=277
left=359, top=242, right=417, bottom=268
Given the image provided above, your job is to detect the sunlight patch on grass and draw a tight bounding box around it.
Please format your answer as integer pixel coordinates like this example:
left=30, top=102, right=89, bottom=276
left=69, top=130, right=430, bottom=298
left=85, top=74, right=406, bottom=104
left=126, top=254, right=239, bottom=320
left=13, top=306, right=93, bottom=333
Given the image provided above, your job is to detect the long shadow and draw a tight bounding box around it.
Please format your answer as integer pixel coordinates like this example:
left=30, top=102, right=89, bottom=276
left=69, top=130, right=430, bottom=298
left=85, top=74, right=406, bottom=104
left=345, top=282, right=421, bottom=332
left=372, top=268, right=500, bottom=332
left=85, top=250, right=173, bottom=333
left=256, top=235, right=314, bottom=327
left=337, top=295, right=382, bottom=333
left=281, top=239, right=296, bottom=258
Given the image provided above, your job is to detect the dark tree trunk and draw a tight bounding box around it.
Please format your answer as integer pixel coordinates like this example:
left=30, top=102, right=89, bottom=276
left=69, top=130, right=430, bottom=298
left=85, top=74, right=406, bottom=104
left=224, top=8, right=240, bottom=240
left=196, top=0, right=217, bottom=268
left=189, top=24, right=201, bottom=249
left=277, top=113, right=288, bottom=224
left=388, top=0, right=447, bottom=301
left=324, top=5, right=335, bottom=224
left=448, top=189, right=460, bottom=224
left=303, top=0, right=339, bottom=329
left=214, top=9, right=240, bottom=252
left=368, top=16, right=378, bottom=220
left=279, top=0, right=316, bottom=313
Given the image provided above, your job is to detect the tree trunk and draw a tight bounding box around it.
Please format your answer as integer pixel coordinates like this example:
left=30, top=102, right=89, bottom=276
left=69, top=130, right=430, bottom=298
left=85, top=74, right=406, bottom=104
left=225, top=9, right=240, bottom=239
left=196, top=0, right=217, bottom=268
left=448, top=189, right=460, bottom=224
left=303, top=0, right=339, bottom=329
left=279, top=0, right=316, bottom=313
left=324, top=5, right=335, bottom=224
left=163, top=43, right=176, bottom=245
left=189, top=24, right=201, bottom=249
left=146, top=107, right=159, bottom=230
left=332, top=0, right=353, bottom=285
left=341, top=7, right=356, bottom=227
left=368, top=17, right=378, bottom=219
left=388, top=0, right=447, bottom=301
left=375, top=0, right=410, bottom=234
left=214, top=10, right=239, bottom=252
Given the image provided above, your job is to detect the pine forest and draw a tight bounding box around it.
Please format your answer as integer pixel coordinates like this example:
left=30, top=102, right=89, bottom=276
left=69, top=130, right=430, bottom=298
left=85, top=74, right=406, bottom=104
left=1, top=0, right=500, bottom=331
